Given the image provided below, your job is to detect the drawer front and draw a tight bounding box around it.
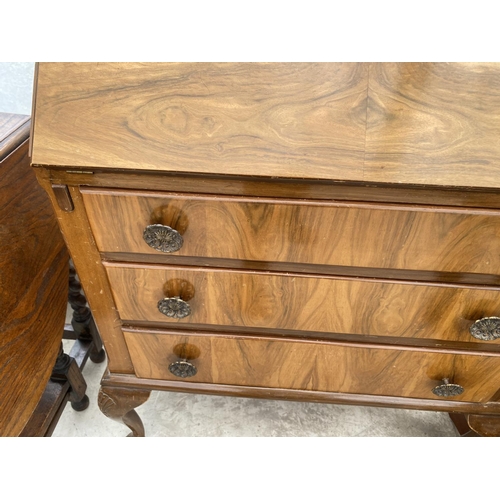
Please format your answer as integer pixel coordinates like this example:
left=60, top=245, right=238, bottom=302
left=83, top=188, right=500, bottom=275
left=106, top=264, right=500, bottom=344
left=123, top=330, right=500, bottom=403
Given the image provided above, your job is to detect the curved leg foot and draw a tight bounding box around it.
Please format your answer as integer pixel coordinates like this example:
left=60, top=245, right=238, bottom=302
left=98, top=386, right=151, bottom=437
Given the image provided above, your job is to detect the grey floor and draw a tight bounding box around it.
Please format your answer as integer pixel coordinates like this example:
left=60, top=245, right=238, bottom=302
left=2, top=62, right=459, bottom=437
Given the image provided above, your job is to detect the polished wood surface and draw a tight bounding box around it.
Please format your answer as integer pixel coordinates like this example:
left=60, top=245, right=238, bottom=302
left=0, top=113, right=30, bottom=160
left=51, top=169, right=500, bottom=210
left=34, top=169, right=134, bottom=374
left=105, top=263, right=500, bottom=344
left=84, top=188, right=500, bottom=275
left=365, top=63, right=500, bottom=188
left=32, top=63, right=368, bottom=179
left=0, top=134, right=68, bottom=436
left=32, top=63, right=500, bottom=189
left=123, top=330, right=500, bottom=403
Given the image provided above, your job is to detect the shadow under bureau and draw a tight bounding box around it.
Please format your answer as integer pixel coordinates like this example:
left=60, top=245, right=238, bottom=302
left=31, top=63, right=500, bottom=436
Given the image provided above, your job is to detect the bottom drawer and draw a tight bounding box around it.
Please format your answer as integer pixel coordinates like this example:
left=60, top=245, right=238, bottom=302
left=123, top=330, right=500, bottom=403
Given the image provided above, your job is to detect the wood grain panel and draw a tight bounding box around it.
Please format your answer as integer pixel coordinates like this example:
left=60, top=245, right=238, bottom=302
left=0, top=137, right=67, bottom=436
left=365, top=63, right=500, bottom=188
left=33, top=63, right=500, bottom=188
left=123, top=330, right=500, bottom=403
left=105, top=264, right=500, bottom=344
left=32, top=63, right=368, bottom=179
left=84, top=188, right=500, bottom=275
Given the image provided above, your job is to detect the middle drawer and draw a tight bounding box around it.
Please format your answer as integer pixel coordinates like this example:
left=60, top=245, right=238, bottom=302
left=105, top=263, right=500, bottom=345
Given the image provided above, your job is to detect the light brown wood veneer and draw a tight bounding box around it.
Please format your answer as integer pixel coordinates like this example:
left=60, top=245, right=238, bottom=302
left=104, top=264, right=500, bottom=345
left=83, top=188, right=500, bottom=275
left=32, top=63, right=500, bottom=189
left=123, top=330, right=500, bottom=403
left=32, top=63, right=368, bottom=179
left=365, top=63, right=500, bottom=187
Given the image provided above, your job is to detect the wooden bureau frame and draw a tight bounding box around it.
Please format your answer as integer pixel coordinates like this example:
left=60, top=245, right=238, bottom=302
left=33, top=167, right=500, bottom=437
left=31, top=63, right=500, bottom=437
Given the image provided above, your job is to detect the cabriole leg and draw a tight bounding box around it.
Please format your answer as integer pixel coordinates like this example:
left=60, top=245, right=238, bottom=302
left=98, top=386, right=151, bottom=437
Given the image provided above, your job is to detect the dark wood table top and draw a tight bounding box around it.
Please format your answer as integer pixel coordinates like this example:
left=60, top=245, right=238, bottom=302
left=0, top=112, right=30, bottom=161
left=0, top=112, right=68, bottom=436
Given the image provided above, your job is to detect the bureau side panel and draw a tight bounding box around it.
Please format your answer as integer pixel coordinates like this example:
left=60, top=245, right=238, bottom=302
left=34, top=172, right=134, bottom=373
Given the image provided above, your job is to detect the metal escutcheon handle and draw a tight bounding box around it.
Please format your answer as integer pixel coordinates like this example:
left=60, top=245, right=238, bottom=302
left=143, top=223, right=183, bottom=253
left=470, top=317, right=500, bottom=341
left=432, top=378, right=464, bottom=398
left=157, top=297, right=191, bottom=319
left=169, top=360, right=197, bottom=378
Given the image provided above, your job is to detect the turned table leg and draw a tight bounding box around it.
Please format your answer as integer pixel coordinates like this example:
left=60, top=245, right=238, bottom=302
left=68, top=260, right=106, bottom=363
left=51, top=343, right=89, bottom=411
left=98, top=386, right=151, bottom=437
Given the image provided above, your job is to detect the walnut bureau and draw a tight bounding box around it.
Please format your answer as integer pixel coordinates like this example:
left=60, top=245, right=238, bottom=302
left=31, top=63, right=500, bottom=437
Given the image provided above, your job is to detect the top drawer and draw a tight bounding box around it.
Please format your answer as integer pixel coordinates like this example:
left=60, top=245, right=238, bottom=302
left=82, top=188, right=500, bottom=275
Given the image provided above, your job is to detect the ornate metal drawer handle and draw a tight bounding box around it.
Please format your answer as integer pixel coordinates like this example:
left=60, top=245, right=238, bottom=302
left=470, top=317, right=500, bottom=341
left=169, top=359, right=197, bottom=378
left=432, top=378, right=464, bottom=398
left=143, top=224, right=183, bottom=253
left=157, top=297, right=191, bottom=319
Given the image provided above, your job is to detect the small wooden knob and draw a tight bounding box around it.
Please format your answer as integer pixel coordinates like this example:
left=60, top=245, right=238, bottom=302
left=432, top=378, right=464, bottom=398
left=157, top=297, right=191, bottom=319
left=143, top=224, right=183, bottom=253
left=469, top=317, right=500, bottom=341
left=169, top=360, right=197, bottom=378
